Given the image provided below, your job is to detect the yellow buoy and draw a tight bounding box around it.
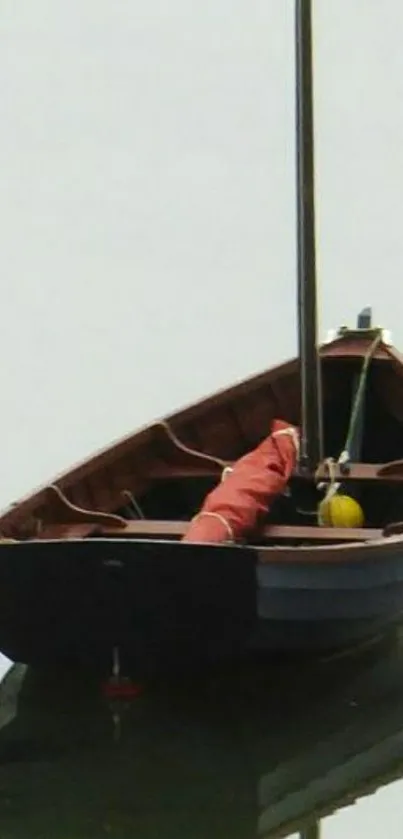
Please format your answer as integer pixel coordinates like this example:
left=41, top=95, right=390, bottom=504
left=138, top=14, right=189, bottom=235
left=318, top=493, right=364, bottom=528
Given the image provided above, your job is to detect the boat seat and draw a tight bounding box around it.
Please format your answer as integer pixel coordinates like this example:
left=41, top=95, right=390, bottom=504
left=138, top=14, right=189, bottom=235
left=377, top=460, right=403, bottom=479
left=95, top=521, right=381, bottom=542
left=299, top=461, right=403, bottom=482
left=36, top=520, right=383, bottom=543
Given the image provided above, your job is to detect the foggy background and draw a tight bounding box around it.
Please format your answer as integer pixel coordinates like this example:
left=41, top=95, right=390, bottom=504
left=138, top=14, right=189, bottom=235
left=1, top=0, right=402, bottom=510
left=1, top=2, right=403, bottom=833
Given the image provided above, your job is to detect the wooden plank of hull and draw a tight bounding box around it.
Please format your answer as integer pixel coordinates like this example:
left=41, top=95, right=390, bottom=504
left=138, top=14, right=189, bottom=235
left=0, top=538, right=402, bottom=667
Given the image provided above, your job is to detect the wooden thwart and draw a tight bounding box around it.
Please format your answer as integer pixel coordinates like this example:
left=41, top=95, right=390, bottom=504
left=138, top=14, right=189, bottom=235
left=94, top=521, right=381, bottom=542
left=377, top=459, right=403, bottom=478
left=38, top=519, right=383, bottom=543
left=147, top=461, right=403, bottom=482
left=314, top=461, right=403, bottom=482
left=35, top=483, right=385, bottom=544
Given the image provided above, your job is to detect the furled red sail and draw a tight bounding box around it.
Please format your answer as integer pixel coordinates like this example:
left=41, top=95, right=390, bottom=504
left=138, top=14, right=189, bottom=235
left=182, top=419, right=299, bottom=544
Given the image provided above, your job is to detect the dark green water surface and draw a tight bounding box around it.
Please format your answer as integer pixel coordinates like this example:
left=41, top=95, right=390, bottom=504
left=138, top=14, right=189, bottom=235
left=0, top=634, right=403, bottom=838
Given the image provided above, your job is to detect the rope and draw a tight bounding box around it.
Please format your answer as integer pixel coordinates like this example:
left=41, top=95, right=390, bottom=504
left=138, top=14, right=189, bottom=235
left=159, top=420, right=299, bottom=473
left=339, top=331, right=383, bottom=465
left=188, top=511, right=235, bottom=542
left=157, top=420, right=228, bottom=470
left=316, top=458, right=338, bottom=525
left=121, top=490, right=145, bottom=520
left=316, top=331, right=383, bottom=505
left=272, top=425, right=300, bottom=456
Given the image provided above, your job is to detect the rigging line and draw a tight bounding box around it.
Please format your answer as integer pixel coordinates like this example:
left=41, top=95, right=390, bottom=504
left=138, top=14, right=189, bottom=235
left=157, top=420, right=228, bottom=469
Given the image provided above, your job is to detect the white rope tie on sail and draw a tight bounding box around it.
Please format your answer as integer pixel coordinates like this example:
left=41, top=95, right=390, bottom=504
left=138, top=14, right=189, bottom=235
left=272, top=425, right=300, bottom=456
left=316, top=457, right=338, bottom=526
left=188, top=512, right=235, bottom=543
left=315, top=331, right=383, bottom=509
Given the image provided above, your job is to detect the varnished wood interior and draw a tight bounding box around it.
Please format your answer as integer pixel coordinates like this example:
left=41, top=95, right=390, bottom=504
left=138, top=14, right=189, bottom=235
left=2, top=333, right=403, bottom=545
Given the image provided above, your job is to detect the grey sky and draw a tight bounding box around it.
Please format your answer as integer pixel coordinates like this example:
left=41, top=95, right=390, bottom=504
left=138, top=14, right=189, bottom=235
left=1, top=1, right=403, bottom=831
left=2, top=0, right=403, bottom=508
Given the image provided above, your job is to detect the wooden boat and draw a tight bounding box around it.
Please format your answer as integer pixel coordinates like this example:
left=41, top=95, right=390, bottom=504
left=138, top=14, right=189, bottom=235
left=1, top=2, right=402, bottom=672
left=1, top=319, right=403, bottom=670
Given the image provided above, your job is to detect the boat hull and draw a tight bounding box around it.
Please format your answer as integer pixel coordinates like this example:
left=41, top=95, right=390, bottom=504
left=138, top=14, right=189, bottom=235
left=0, top=539, right=403, bottom=671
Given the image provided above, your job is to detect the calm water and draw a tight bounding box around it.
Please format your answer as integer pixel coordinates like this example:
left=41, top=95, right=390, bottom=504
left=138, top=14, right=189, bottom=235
left=0, top=635, right=403, bottom=838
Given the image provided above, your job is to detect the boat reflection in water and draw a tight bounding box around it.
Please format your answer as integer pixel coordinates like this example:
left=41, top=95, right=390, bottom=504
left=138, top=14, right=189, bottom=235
left=1, top=634, right=403, bottom=837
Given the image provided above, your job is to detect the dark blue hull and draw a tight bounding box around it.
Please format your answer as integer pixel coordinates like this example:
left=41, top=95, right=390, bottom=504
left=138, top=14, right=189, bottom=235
left=0, top=538, right=403, bottom=671
left=255, top=543, right=403, bottom=651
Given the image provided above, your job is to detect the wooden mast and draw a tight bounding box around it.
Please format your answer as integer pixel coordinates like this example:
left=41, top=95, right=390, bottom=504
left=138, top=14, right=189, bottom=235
left=295, top=0, right=324, bottom=472
left=300, top=821, right=321, bottom=839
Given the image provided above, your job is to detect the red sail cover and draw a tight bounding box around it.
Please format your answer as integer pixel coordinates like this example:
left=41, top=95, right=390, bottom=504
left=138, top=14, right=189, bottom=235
left=182, top=419, right=299, bottom=544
